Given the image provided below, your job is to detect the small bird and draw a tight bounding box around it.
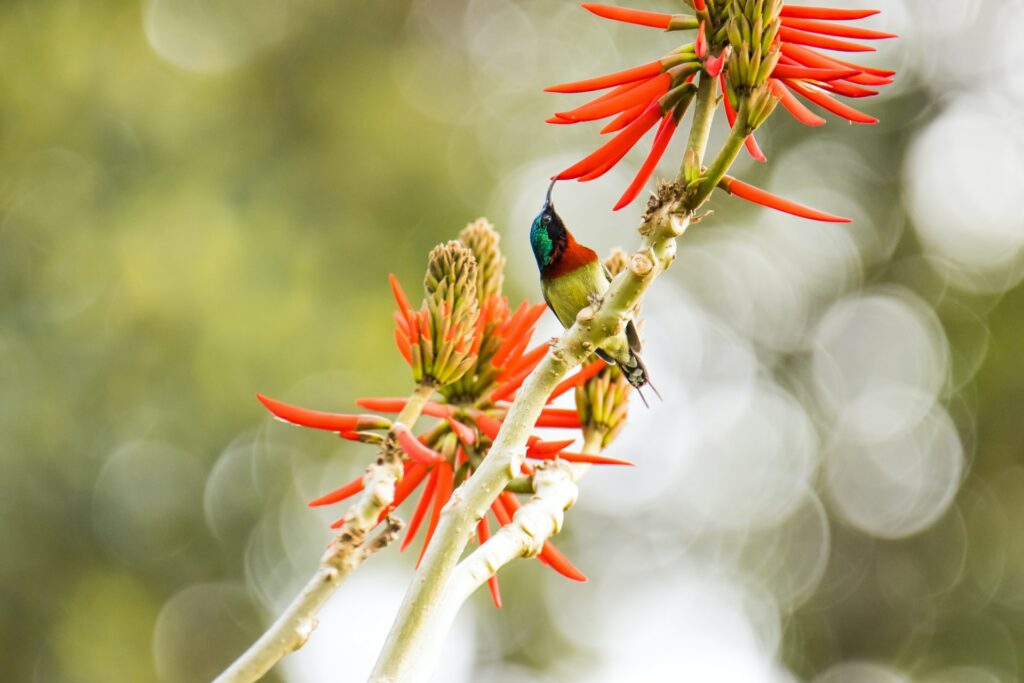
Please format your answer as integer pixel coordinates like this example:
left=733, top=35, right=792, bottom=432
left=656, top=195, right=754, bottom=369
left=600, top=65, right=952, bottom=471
left=530, top=180, right=658, bottom=404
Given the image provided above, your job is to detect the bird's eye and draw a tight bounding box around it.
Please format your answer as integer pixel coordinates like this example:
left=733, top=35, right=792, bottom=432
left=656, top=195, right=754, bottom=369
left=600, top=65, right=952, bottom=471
left=542, top=215, right=551, bottom=225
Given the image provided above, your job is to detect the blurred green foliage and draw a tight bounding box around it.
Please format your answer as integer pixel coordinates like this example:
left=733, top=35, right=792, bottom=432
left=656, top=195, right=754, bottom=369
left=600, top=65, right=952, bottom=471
left=2, top=1, right=1024, bottom=682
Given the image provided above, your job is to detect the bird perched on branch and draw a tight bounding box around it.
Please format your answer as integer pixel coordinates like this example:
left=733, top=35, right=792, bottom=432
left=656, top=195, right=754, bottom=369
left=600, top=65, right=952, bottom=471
left=529, top=180, right=658, bottom=404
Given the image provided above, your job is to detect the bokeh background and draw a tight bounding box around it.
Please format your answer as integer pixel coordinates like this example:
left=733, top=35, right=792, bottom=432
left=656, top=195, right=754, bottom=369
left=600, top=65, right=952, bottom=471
left=3, top=0, right=1023, bottom=681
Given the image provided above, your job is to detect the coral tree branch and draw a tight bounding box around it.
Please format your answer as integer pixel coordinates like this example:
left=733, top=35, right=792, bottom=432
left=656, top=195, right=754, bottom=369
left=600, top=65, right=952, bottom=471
left=369, top=73, right=723, bottom=683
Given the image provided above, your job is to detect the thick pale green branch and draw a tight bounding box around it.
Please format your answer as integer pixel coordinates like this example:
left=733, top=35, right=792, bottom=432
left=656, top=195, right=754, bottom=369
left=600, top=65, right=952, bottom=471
left=368, top=74, right=726, bottom=683
left=213, top=384, right=435, bottom=683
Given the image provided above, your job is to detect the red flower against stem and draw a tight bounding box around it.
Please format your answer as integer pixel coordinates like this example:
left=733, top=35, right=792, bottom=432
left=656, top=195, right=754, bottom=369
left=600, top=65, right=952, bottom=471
left=255, top=275, right=633, bottom=607
left=547, top=3, right=894, bottom=217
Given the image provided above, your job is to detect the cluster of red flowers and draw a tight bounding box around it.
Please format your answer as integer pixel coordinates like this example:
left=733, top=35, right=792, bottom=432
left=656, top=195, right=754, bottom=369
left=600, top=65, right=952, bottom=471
left=258, top=274, right=629, bottom=607
left=547, top=2, right=895, bottom=218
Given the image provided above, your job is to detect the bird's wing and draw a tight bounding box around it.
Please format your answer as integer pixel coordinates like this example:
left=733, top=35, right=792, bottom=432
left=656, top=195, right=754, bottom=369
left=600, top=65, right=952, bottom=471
left=626, top=319, right=642, bottom=354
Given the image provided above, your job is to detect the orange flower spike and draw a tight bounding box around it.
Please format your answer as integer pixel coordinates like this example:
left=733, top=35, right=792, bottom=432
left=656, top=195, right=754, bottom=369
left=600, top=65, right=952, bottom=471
left=257, top=394, right=390, bottom=432
left=395, top=425, right=445, bottom=466
left=417, top=462, right=454, bottom=568
left=476, top=515, right=503, bottom=608
left=720, top=176, right=852, bottom=223
left=307, top=475, right=364, bottom=507
left=401, top=466, right=440, bottom=552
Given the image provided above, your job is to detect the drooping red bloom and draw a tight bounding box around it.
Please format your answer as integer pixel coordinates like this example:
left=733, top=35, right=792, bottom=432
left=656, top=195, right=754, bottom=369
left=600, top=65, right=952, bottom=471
left=547, top=3, right=895, bottom=216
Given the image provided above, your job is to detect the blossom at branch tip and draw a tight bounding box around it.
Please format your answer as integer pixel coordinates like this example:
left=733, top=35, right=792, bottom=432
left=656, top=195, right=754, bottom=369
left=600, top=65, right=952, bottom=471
left=546, top=3, right=895, bottom=215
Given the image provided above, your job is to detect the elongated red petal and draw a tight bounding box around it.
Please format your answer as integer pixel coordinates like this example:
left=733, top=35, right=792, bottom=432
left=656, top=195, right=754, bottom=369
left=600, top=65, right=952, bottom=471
left=780, top=6, right=878, bottom=20
left=600, top=101, right=648, bottom=134
left=780, top=42, right=894, bottom=77
left=396, top=426, right=445, bottom=466
left=779, top=26, right=873, bottom=52
left=819, top=79, right=878, bottom=98
left=417, top=463, right=454, bottom=567
left=548, top=360, right=607, bottom=401
left=379, top=462, right=430, bottom=522
left=538, top=540, right=588, bottom=582
left=258, top=394, right=362, bottom=432
left=614, top=112, right=678, bottom=210
left=401, top=466, right=439, bottom=552
left=527, top=438, right=577, bottom=457
left=721, top=176, right=851, bottom=223
left=546, top=60, right=663, bottom=94
left=389, top=274, right=415, bottom=319
left=447, top=417, right=477, bottom=445
left=355, top=397, right=453, bottom=418
left=781, top=17, right=896, bottom=40
left=770, top=65, right=859, bottom=80
left=556, top=72, right=671, bottom=122
left=472, top=412, right=503, bottom=440
left=533, top=412, right=583, bottom=428
left=770, top=79, right=826, bottom=126
left=785, top=79, right=877, bottom=123
left=558, top=105, right=663, bottom=181
left=476, top=515, right=502, bottom=608
left=501, top=343, right=550, bottom=381
left=491, top=495, right=513, bottom=527
left=394, top=329, right=413, bottom=365
left=581, top=3, right=672, bottom=29
left=720, top=80, right=766, bottom=163
left=308, top=475, right=364, bottom=507
left=533, top=450, right=634, bottom=466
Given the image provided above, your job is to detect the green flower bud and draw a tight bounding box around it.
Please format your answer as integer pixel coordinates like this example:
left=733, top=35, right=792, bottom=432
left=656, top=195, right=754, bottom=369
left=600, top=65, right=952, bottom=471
left=458, top=217, right=506, bottom=305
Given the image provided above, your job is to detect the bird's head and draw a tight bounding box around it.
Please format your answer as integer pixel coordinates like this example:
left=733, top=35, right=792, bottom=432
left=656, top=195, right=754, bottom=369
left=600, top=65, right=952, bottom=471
left=530, top=179, right=567, bottom=270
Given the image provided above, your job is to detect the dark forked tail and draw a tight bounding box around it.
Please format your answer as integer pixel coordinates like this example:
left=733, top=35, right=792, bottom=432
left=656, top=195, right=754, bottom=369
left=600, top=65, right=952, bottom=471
left=595, top=348, right=661, bottom=407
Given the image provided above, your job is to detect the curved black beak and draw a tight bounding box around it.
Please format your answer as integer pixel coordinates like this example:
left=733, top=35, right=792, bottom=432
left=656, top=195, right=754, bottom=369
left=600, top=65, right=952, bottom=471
left=544, top=178, right=557, bottom=208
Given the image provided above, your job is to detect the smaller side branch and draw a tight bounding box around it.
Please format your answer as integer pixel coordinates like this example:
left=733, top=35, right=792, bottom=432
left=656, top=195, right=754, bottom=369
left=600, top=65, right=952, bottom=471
left=449, top=445, right=597, bottom=606
left=214, top=385, right=434, bottom=683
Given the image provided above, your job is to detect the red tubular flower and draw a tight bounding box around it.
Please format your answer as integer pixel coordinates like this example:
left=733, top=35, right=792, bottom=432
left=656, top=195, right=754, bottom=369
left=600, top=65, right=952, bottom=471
left=720, top=175, right=851, bottom=223
left=547, top=3, right=894, bottom=211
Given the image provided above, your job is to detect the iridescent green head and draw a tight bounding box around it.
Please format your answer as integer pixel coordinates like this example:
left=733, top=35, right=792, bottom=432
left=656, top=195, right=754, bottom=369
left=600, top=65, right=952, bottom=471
left=530, top=179, right=567, bottom=271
